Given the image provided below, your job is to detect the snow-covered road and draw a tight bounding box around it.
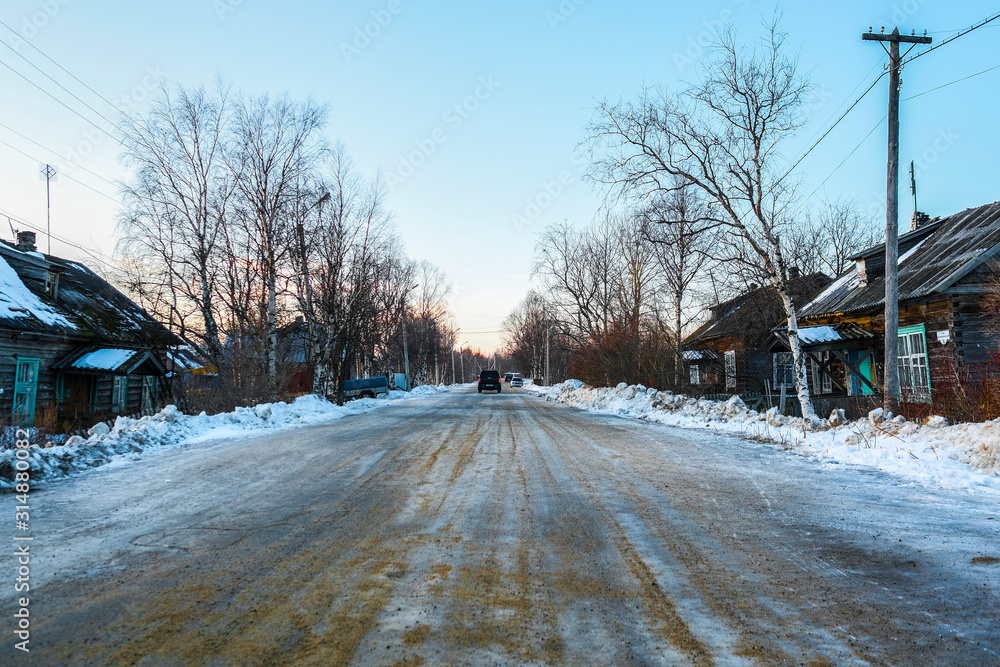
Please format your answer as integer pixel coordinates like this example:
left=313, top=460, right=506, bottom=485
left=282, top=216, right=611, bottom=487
left=4, top=388, right=999, bottom=665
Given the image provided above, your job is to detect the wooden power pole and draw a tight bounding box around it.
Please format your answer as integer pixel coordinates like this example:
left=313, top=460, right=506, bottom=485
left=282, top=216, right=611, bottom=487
left=862, top=27, right=931, bottom=415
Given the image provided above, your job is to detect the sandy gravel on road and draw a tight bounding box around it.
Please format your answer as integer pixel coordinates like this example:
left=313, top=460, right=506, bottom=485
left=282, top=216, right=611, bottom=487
left=4, top=389, right=998, bottom=665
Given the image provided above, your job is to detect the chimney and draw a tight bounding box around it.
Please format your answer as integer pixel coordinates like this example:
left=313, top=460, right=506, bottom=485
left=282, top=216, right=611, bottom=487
left=16, top=231, right=36, bottom=252
left=788, top=266, right=801, bottom=280
left=910, top=211, right=930, bottom=231
left=856, top=258, right=868, bottom=287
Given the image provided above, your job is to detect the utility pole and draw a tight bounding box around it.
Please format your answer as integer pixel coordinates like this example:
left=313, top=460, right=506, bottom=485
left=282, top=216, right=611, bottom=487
left=545, top=325, right=550, bottom=387
left=862, top=26, right=931, bottom=415
left=40, top=164, right=56, bottom=254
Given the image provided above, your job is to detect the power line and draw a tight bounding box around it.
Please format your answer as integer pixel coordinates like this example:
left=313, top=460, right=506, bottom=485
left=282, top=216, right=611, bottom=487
left=0, top=205, right=116, bottom=269
left=0, top=136, right=119, bottom=204
left=0, top=56, right=119, bottom=142
left=778, top=71, right=886, bottom=182
left=902, top=62, right=1000, bottom=101
left=901, top=10, right=1000, bottom=65
left=804, top=113, right=887, bottom=202
left=0, top=39, right=120, bottom=129
left=791, top=54, right=885, bottom=164
left=0, top=120, right=117, bottom=185
left=0, top=18, right=121, bottom=114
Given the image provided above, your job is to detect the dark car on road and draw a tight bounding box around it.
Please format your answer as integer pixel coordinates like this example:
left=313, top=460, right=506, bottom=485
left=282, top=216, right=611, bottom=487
left=478, top=370, right=502, bottom=393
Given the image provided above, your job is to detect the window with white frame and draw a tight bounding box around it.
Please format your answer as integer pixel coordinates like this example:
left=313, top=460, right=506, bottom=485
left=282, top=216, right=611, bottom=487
left=898, top=325, right=931, bottom=401
left=111, top=376, right=129, bottom=413
left=689, top=364, right=700, bottom=385
left=773, top=352, right=794, bottom=389
left=724, top=350, right=736, bottom=389
left=809, top=351, right=833, bottom=394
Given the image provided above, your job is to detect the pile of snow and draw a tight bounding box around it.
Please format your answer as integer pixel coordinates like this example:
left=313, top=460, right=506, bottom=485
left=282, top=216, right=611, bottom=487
left=0, top=386, right=449, bottom=490
left=529, top=381, right=1000, bottom=492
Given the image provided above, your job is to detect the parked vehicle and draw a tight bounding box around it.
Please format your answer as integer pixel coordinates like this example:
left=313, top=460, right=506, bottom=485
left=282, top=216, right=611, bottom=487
left=343, top=376, right=390, bottom=400
left=478, top=370, right=502, bottom=393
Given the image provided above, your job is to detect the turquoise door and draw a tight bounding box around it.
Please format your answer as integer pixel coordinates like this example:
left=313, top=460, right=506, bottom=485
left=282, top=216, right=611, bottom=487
left=13, top=358, right=39, bottom=426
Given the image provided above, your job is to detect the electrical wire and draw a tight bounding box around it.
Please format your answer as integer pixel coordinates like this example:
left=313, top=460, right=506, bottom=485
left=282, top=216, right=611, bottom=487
left=789, top=54, right=885, bottom=167
left=804, top=114, right=887, bottom=203
left=778, top=71, right=886, bottom=183
left=0, top=136, right=119, bottom=204
left=902, top=62, right=1000, bottom=101
left=0, top=120, right=118, bottom=185
left=0, top=57, right=118, bottom=142
left=901, top=10, right=1000, bottom=65
left=0, top=39, right=120, bottom=129
left=0, top=205, right=117, bottom=269
left=0, top=18, right=121, bottom=114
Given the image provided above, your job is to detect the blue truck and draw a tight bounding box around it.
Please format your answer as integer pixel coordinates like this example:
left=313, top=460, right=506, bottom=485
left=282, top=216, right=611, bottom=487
left=342, top=376, right=390, bottom=400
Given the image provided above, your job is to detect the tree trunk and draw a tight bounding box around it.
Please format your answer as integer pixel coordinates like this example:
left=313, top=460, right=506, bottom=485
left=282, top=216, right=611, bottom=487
left=267, top=264, right=278, bottom=391
left=779, top=291, right=818, bottom=422
left=674, top=289, right=683, bottom=390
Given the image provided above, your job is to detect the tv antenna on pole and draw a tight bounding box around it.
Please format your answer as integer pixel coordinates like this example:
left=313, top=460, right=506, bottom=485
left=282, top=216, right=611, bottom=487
left=39, top=164, right=57, bottom=254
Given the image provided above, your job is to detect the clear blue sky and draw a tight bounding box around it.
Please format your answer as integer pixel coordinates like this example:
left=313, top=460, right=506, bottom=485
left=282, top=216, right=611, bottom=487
left=1, top=0, right=998, bottom=353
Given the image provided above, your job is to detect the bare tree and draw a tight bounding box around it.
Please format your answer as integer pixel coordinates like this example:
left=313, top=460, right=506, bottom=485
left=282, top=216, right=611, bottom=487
left=118, top=82, right=233, bottom=364
left=640, top=179, right=717, bottom=388
left=502, top=291, right=553, bottom=380
left=309, top=154, right=396, bottom=403
left=588, top=20, right=823, bottom=421
left=227, top=93, right=327, bottom=392
left=982, top=261, right=1000, bottom=333
left=533, top=220, right=618, bottom=344
left=407, top=261, right=451, bottom=387
left=785, top=198, right=882, bottom=277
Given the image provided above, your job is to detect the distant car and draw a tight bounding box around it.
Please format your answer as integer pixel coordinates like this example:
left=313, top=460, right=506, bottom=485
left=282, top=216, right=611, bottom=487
left=503, top=372, right=514, bottom=383
left=478, top=370, right=502, bottom=393
left=511, top=375, right=524, bottom=388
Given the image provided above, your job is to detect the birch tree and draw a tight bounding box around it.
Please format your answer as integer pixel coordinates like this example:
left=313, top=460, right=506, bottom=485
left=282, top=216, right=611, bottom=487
left=227, top=93, right=327, bottom=392
left=118, top=83, right=233, bottom=364
left=588, top=21, right=823, bottom=422
left=639, top=180, right=717, bottom=388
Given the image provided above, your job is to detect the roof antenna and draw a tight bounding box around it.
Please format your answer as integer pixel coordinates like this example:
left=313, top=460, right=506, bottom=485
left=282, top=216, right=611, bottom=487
left=910, top=160, right=917, bottom=214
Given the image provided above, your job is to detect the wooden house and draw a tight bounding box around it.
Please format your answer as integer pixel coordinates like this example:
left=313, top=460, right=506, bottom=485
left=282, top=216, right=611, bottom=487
left=683, top=271, right=832, bottom=395
left=770, top=201, right=1000, bottom=417
left=0, top=231, right=181, bottom=428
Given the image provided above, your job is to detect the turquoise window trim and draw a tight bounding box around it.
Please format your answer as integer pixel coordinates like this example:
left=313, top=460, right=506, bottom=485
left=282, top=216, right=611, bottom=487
left=13, top=357, right=40, bottom=426
left=897, top=324, right=931, bottom=402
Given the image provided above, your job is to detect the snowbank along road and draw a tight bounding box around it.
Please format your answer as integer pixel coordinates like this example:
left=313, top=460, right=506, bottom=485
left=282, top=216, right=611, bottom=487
left=3, top=387, right=999, bottom=665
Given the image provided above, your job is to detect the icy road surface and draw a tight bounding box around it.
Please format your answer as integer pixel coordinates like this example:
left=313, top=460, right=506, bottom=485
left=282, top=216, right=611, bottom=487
left=4, top=389, right=999, bottom=665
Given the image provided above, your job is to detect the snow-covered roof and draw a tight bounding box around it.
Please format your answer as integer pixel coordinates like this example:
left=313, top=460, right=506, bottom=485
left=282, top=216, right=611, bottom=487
left=0, top=240, right=179, bottom=347
left=71, top=348, right=140, bottom=371
left=0, top=253, right=74, bottom=329
left=801, top=201, right=1000, bottom=317
left=797, top=326, right=840, bottom=345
